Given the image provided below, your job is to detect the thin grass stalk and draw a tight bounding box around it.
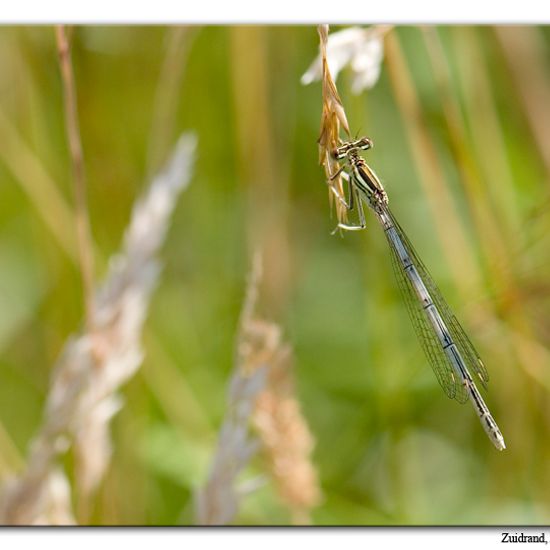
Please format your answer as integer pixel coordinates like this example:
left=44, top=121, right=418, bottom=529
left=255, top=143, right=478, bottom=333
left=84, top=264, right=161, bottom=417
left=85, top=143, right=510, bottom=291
left=141, top=333, right=214, bottom=439
left=146, top=26, right=197, bottom=176
left=448, top=27, right=522, bottom=235
left=0, top=106, right=80, bottom=260
left=422, top=26, right=513, bottom=291
left=445, top=27, right=539, bottom=395
left=435, top=27, right=550, bottom=463
left=229, top=27, right=292, bottom=316
left=448, top=27, right=527, bottom=310
left=494, top=26, right=550, bottom=186
left=55, top=26, right=96, bottom=331
left=421, top=27, right=529, bottom=386
left=384, top=31, right=480, bottom=297
left=195, top=252, right=270, bottom=525
left=451, top=28, right=550, bottom=397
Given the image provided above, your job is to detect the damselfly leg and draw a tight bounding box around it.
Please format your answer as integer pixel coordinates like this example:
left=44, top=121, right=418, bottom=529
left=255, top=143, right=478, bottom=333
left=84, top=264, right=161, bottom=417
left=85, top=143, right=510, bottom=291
left=327, top=169, right=367, bottom=232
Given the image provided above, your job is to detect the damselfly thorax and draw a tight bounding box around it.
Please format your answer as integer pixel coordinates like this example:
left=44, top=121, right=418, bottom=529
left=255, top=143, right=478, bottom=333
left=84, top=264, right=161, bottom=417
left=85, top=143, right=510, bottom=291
left=332, top=138, right=388, bottom=208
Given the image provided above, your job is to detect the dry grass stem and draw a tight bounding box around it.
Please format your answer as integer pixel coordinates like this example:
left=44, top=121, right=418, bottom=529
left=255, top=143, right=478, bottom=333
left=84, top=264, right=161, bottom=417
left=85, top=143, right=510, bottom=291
left=229, top=27, right=293, bottom=318
left=196, top=252, right=321, bottom=524
left=0, top=134, right=197, bottom=525
left=422, top=27, right=517, bottom=303
left=196, top=253, right=271, bottom=525
left=194, top=365, right=267, bottom=526
left=147, top=26, right=197, bottom=176
left=384, top=31, right=480, bottom=296
left=494, top=26, right=550, bottom=184
left=424, top=28, right=550, bottom=400
left=55, top=26, right=96, bottom=331
left=0, top=107, right=81, bottom=260
left=447, top=27, right=521, bottom=236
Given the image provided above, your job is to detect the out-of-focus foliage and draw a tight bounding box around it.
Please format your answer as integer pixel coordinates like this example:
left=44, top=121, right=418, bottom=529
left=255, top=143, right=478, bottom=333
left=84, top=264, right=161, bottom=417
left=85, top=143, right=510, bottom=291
left=1, top=25, right=550, bottom=525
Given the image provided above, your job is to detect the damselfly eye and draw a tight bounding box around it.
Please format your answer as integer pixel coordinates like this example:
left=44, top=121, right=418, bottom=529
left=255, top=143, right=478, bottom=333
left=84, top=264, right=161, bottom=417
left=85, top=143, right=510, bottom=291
left=332, top=147, right=347, bottom=160
left=359, top=138, right=373, bottom=150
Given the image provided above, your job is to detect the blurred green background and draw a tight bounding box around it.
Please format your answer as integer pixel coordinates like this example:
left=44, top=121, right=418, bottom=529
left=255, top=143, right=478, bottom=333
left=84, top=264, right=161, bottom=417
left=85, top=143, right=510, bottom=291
left=1, top=25, right=550, bottom=525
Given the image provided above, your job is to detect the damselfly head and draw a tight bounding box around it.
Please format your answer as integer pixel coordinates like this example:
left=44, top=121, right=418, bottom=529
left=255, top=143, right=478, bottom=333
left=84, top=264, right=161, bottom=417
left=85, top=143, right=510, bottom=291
left=332, top=136, right=374, bottom=159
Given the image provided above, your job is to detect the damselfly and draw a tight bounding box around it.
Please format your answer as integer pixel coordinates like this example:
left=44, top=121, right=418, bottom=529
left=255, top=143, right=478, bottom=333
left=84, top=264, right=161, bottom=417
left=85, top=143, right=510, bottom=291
left=330, top=136, right=506, bottom=451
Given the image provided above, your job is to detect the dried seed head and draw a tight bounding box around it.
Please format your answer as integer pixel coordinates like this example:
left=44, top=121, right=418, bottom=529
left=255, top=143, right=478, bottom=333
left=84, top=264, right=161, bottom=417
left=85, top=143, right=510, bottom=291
left=302, top=25, right=390, bottom=227
left=253, top=346, right=322, bottom=524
